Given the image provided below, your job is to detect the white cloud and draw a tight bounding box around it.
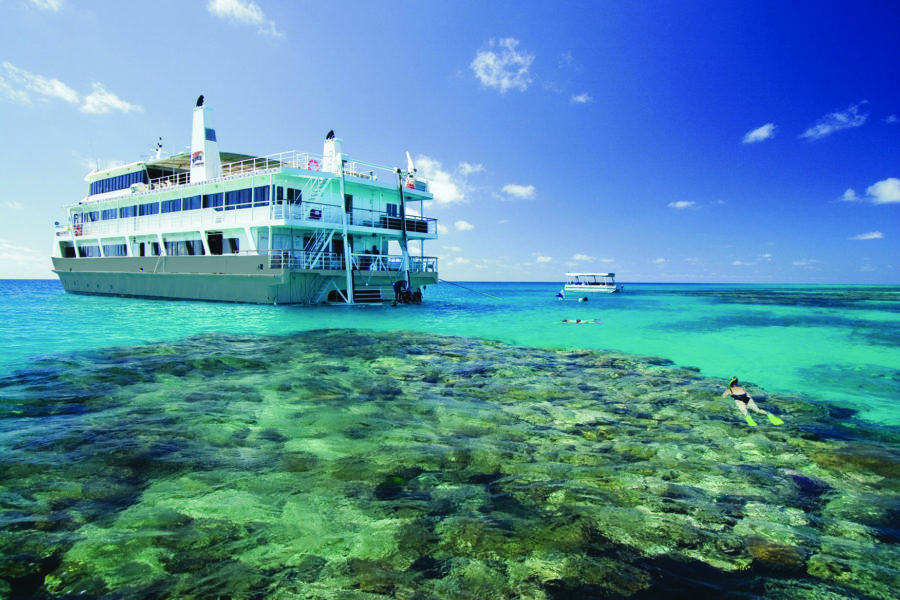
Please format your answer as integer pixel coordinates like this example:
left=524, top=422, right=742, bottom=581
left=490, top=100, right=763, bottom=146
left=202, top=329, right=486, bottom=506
left=742, top=123, right=776, bottom=144
left=0, top=239, right=41, bottom=258
left=454, top=220, right=475, bottom=231
left=667, top=200, right=696, bottom=209
left=849, top=231, right=883, bottom=240
left=885, top=114, right=898, bottom=124
left=535, top=255, right=552, bottom=263
left=29, top=0, right=62, bottom=11
left=442, top=245, right=462, bottom=252
left=501, top=183, right=535, bottom=200
left=866, top=177, right=900, bottom=204
left=459, top=162, right=483, bottom=175
left=437, top=224, right=449, bottom=235
left=415, top=156, right=466, bottom=205
left=840, top=188, right=860, bottom=202
left=6, top=202, right=24, bottom=210
left=1, top=61, right=79, bottom=104
left=792, top=258, right=818, bottom=267
left=470, top=38, right=534, bottom=93
left=1, top=62, right=140, bottom=114
left=861, top=264, right=877, bottom=272
left=732, top=260, right=755, bottom=266
left=208, top=0, right=281, bottom=37
left=571, top=93, right=592, bottom=104
left=572, top=254, right=593, bottom=261
left=801, top=101, right=868, bottom=140
left=652, top=258, right=666, bottom=264
left=760, top=253, right=773, bottom=261
left=598, top=257, right=614, bottom=263
left=448, top=257, right=470, bottom=265
left=81, top=83, right=141, bottom=114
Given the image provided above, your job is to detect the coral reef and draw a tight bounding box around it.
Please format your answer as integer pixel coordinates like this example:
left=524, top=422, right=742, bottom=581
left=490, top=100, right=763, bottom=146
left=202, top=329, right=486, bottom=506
left=1, top=329, right=898, bottom=599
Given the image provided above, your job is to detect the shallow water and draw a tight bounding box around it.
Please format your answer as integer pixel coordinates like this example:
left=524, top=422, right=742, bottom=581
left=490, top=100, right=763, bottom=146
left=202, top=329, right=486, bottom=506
left=2, top=330, right=899, bottom=599
left=2, top=281, right=898, bottom=425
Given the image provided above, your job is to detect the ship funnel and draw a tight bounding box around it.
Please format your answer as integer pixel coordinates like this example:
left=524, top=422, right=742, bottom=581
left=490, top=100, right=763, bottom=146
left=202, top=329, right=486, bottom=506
left=190, top=96, right=222, bottom=183
left=323, top=132, right=343, bottom=174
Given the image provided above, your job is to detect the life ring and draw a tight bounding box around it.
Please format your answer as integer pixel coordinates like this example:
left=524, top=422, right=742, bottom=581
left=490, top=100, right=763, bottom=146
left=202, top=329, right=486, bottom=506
left=307, top=159, right=320, bottom=171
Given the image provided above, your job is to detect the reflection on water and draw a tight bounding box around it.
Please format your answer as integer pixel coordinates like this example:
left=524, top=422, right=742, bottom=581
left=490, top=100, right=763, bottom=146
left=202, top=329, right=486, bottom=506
left=2, top=330, right=898, bottom=599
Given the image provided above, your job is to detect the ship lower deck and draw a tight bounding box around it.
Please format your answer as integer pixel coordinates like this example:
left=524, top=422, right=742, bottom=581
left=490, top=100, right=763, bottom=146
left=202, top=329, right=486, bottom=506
left=52, top=256, right=437, bottom=304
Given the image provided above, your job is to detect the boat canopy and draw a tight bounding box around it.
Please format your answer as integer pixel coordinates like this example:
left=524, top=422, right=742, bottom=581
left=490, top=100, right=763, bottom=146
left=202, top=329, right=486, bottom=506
left=566, top=272, right=615, bottom=278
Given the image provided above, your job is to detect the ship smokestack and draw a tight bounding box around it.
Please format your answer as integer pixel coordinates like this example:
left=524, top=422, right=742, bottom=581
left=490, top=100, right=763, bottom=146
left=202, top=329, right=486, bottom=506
left=322, top=131, right=342, bottom=174
left=190, top=95, right=222, bottom=183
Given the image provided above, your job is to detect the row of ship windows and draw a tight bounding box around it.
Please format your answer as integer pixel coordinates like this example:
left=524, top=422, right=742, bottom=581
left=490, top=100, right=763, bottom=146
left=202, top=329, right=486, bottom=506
left=89, top=171, right=149, bottom=195
left=70, top=239, right=239, bottom=258
left=75, top=186, right=302, bottom=223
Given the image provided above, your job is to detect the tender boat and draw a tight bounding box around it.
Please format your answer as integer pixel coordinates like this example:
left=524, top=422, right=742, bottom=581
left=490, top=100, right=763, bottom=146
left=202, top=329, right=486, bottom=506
left=560, top=272, right=621, bottom=296
left=51, top=96, right=438, bottom=304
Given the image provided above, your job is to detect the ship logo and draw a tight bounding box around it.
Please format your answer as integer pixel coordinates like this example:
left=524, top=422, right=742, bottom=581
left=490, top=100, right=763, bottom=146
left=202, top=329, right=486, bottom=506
left=191, top=150, right=205, bottom=167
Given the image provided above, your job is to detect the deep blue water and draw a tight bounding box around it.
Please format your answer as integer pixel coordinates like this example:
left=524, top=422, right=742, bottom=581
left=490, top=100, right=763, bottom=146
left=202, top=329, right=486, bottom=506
left=2, top=279, right=899, bottom=424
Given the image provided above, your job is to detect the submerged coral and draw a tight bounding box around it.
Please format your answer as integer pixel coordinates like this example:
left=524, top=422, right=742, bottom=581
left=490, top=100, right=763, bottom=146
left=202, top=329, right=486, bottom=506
left=1, top=329, right=899, bottom=599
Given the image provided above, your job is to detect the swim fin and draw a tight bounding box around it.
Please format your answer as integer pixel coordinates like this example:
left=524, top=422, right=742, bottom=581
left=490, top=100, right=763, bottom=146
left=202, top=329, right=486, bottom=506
left=766, top=413, right=784, bottom=425
left=745, top=414, right=757, bottom=427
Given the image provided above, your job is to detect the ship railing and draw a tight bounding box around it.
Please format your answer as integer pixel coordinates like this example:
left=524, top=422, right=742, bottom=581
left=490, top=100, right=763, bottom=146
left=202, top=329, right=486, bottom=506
left=271, top=202, right=437, bottom=235
left=271, top=200, right=343, bottom=224
left=142, top=150, right=430, bottom=192
left=346, top=207, right=436, bottom=234
left=350, top=253, right=438, bottom=272
left=67, top=203, right=437, bottom=239
left=264, top=249, right=437, bottom=273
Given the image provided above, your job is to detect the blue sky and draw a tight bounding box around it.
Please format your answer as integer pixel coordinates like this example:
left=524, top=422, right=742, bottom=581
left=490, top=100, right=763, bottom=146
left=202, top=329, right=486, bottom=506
left=1, top=0, right=898, bottom=282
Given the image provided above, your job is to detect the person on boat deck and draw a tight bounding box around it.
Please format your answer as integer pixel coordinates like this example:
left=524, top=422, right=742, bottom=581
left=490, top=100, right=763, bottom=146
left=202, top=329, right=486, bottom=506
left=722, top=377, right=782, bottom=426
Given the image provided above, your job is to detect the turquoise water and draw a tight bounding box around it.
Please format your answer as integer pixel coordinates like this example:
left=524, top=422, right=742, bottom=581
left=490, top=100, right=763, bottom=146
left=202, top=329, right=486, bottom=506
left=2, top=280, right=898, bottom=425
left=2, top=280, right=900, bottom=598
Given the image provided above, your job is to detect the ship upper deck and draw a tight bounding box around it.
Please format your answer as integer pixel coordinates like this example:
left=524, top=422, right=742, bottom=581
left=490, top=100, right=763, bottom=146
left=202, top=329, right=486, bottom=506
left=81, top=149, right=431, bottom=205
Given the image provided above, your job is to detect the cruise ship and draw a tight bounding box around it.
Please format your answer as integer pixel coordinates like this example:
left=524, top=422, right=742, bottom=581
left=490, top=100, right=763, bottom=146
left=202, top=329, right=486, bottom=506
left=51, top=96, right=438, bottom=304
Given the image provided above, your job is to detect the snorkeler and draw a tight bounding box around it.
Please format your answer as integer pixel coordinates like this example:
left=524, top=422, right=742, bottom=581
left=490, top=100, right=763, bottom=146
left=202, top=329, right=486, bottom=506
left=722, top=376, right=783, bottom=427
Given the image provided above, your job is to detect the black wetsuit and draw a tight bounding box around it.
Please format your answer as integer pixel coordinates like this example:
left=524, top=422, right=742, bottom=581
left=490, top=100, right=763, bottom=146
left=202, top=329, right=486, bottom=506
left=731, top=392, right=751, bottom=403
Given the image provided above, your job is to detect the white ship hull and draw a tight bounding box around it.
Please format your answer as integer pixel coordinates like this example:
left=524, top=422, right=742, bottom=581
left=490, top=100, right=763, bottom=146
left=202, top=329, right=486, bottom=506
left=563, top=283, right=620, bottom=294
left=53, top=256, right=437, bottom=304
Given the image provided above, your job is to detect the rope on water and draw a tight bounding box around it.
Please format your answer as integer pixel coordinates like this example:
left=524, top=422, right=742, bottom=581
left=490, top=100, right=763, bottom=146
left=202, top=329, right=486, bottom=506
left=438, top=279, right=502, bottom=300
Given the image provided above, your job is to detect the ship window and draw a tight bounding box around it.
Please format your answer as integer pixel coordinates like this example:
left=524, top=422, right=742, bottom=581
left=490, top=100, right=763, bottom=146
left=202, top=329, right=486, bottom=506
left=139, top=202, right=159, bottom=216
left=227, top=238, right=240, bottom=254
left=182, top=195, right=201, bottom=211
left=253, top=185, right=270, bottom=207
left=225, top=189, right=251, bottom=210
left=386, top=203, right=398, bottom=217
left=276, top=186, right=284, bottom=201
left=161, top=199, right=181, bottom=213
left=103, top=243, right=127, bottom=257
left=77, top=245, right=101, bottom=257
left=205, top=128, right=217, bottom=142
left=120, top=205, right=137, bottom=218
left=90, top=170, right=148, bottom=195
left=150, top=242, right=160, bottom=256
left=165, top=240, right=205, bottom=256
left=203, top=193, right=223, bottom=209
left=101, top=208, right=117, bottom=220
left=288, top=188, right=301, bottom=203
left=187, top=240, right=205, bottom=255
